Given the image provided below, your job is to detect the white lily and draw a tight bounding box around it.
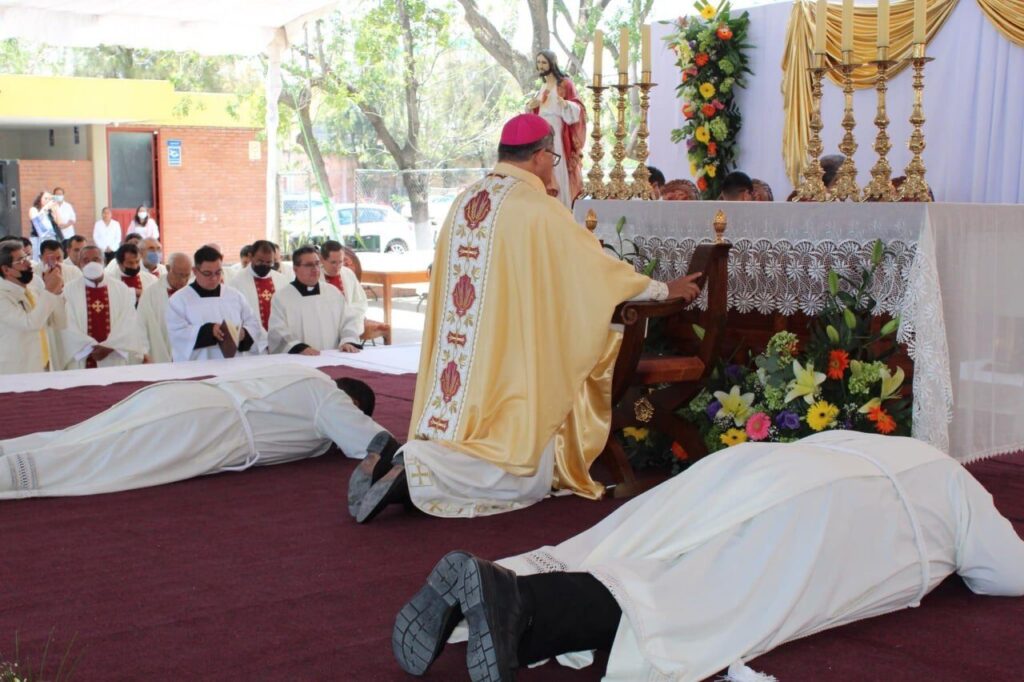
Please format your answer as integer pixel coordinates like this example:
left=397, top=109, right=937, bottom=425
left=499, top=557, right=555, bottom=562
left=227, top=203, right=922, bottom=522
left=713, top=385, right=755, bottom=426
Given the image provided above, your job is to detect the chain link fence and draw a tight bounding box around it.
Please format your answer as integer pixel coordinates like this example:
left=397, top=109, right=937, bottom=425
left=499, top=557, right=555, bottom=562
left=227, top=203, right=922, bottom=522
left=278, top=168, right=488, bottom=254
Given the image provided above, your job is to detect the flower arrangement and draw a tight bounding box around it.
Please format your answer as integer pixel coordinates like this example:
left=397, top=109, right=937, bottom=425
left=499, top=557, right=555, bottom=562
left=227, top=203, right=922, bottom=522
left=680, top=241, right=911, bottom=453
left=666, top=1, right=752, bottom=199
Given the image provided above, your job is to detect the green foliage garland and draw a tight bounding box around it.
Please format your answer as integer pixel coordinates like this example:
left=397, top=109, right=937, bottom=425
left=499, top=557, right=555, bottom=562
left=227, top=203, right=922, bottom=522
left=666, top=1, right=752, bottom=199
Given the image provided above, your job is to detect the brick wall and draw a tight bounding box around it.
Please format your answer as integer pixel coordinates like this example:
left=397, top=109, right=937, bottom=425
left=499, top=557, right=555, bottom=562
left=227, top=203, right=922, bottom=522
left=18, top=160, right=95, bottom=239
left=156, top=127, right=266, bottom=263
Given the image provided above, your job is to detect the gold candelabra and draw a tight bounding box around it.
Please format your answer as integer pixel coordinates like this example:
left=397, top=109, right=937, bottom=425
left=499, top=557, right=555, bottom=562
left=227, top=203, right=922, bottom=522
left=863, top=48, right=896, bottom=202
left=794, top=56, right=830, bottom=201
left=606, top=75, right=632, bottom=200
left=898, top=43, right=933, bottom=202
left=629, top=73, right=655, bottom=200
left=583, top=77, right=609, bottom=199
left=831, top=52, right=861, bottom=202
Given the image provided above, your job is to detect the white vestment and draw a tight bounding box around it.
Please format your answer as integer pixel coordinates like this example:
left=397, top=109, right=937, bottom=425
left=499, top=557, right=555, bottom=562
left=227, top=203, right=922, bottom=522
left=138, top=276, right=179, bottom=363
left=404, top=276, right=668, bottom=518
left=267, top=281, right=362, bottom=354
left=59, top=277, right=146, bottom=370
left=533, top=81, right=581, bottom=209
left=144, top=263, right=168, bottom=278
left=0, top=278, right=65, bottom=375
left=495, top=431, right=1024, bottom=682
left=0, top=364, right=385, bottom=498
left=321, top=266, right=368, bottom=337
left=166, top=283, right=267, bottom=362
left=228, top=265, right=289, bottom=328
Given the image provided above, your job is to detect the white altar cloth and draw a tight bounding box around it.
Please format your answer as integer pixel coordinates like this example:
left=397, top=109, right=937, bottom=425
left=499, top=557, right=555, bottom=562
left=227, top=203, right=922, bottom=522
left=0, top=344, right=421, bottom=395
left=576, top=200, right=1024, bottom=464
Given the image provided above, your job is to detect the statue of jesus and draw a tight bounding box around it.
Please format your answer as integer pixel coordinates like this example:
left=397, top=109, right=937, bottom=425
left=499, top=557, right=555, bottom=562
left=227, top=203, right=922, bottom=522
left=528, top=50, right=586, bottom=209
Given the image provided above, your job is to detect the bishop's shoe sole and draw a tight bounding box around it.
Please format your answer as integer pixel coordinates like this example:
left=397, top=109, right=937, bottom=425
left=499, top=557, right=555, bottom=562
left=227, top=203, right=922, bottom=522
left=392, top=550, right=472, bottom=675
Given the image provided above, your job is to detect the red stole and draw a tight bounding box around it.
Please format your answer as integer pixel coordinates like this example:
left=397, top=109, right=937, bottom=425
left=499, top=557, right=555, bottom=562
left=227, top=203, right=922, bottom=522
left=254, top=276, right=276, bottom=329
left=325, top=273, right=344, bottom=294
left=85, top=286, right=111, bottom=369
left=122, top=274, right=143, bottom=304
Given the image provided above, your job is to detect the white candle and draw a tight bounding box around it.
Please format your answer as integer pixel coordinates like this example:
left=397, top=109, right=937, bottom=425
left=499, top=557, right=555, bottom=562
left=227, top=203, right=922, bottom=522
left=619, top=27, right=629, bottom=75
left=815, top=0, right=828, bottom=54
left=877, top=0, right=890, bottom=48
left=913, top=0, right=926, bottom=43
left=641, top=24, right=651, bottom=73
left=593, top=30, right=603, bottom=84
left=841, top=0, right=853, bottom=53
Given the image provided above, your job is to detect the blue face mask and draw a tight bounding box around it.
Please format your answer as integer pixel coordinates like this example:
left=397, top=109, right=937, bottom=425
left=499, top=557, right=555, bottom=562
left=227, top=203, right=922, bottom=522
left=54, top=195, right=64, bottom=204
left=145, top=251, right=161, bottom=265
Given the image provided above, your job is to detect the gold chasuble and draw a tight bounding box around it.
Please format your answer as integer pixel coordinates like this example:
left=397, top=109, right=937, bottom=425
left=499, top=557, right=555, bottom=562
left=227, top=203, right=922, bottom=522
left=409, top=163, right=650, bottom=499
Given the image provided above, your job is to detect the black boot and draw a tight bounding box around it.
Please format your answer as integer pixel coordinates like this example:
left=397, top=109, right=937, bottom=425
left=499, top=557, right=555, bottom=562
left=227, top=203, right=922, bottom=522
left=456, top=556, right=530, bottom=682
left=392, top=550, right=471, bottom=675
left=355, top=464, right=409, bottom=523
left=347, top=431, right=400, bottom=518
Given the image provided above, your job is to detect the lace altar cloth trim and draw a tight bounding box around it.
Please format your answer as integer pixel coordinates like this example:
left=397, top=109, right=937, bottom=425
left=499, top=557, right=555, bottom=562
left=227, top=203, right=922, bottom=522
left=634, top=236, right=916, bottom=317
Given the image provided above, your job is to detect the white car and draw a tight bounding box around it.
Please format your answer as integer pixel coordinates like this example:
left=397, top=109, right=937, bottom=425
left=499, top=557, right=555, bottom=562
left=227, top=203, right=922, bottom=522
left=312, top=203, right=416, bottom=253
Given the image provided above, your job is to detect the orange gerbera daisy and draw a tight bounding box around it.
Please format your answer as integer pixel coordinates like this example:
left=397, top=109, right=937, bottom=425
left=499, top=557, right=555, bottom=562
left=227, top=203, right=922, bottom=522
left=875, top=411, right=897, bottom=434
left=866, top=405, right=885, bottom=422
left=827, top=349, right=850, bottom=380
left=671, top=442, right=689, bottom=461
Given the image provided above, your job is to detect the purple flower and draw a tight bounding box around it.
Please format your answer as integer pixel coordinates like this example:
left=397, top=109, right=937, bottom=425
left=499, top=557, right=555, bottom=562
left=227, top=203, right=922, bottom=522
left=706, top=400, right=722, bottom=420
left=689, top=40, right=697, bottom=50
left=686, top=138, right=698, bottom=151
left=775, top=410, right=800, bottom=430
left=725, top=364, right=744, bottom=384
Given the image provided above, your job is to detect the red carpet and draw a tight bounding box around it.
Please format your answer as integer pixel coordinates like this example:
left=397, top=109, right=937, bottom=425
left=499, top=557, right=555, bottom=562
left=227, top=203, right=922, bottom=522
left=1, top=370, right=1023, bottom=680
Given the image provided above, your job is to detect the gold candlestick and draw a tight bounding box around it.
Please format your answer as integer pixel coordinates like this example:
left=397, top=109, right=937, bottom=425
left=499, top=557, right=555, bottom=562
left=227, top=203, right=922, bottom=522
left=831, top=52, right=862, bottom=201
left=863, top=49, right=897, bottom=202
left=630, top=76, right=656, bottom=200
left=898, top=44, right=933, bottom=202
left=584, top=79, right=609, bottom=199
left=607, top=76, right=632, bottom=200
left=794, top=57, right=829, bottom=202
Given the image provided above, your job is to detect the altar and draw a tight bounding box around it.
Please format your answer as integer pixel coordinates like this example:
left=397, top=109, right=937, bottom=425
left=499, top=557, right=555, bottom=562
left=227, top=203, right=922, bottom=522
left=576, top=200, right=1024, bottom=465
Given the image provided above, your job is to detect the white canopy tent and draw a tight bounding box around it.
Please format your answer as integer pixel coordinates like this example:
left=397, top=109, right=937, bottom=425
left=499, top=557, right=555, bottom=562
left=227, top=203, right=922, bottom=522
left=0, top=0, right=342, bottom=241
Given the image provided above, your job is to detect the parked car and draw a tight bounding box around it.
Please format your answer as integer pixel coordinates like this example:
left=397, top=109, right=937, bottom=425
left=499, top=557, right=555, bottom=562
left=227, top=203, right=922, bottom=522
left=311, top=203, right=416, bottom=253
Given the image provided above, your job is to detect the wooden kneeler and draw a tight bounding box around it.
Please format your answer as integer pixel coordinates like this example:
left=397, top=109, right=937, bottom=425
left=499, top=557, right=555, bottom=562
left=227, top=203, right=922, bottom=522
left=597, top=219, right=732, bottom=498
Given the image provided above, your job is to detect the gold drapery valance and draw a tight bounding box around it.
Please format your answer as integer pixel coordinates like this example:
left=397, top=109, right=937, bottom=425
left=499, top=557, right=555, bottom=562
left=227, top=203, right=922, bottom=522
left=781, top=0, right=963, bottom=185
left=976, top=0, right=1024, bottom=45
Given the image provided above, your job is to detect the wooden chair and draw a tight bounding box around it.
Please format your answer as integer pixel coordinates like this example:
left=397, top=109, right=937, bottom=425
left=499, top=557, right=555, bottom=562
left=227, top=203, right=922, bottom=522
left=595, top=214, right=732, bottom=498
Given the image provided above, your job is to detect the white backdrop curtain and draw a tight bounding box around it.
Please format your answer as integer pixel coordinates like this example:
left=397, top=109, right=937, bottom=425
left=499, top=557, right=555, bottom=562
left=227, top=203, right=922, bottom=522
left=649, top=0, right=1024, bottom=203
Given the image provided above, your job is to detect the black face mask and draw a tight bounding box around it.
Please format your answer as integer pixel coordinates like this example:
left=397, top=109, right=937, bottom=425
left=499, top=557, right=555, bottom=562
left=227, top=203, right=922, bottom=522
left=17, top=268, right=34, bottom=285
left=252, top=264, right=272, bottom=278
left=122, top=266, right=141, bottom=277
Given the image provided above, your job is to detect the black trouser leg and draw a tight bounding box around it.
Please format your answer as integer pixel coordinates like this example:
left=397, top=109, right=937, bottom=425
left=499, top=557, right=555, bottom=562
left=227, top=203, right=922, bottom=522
left=515, top=571, right=622, bottom=666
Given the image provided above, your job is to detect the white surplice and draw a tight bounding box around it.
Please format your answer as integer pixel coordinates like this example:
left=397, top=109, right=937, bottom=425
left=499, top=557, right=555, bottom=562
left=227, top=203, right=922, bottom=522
left=137, top=275, right=178, bottom=363
left=321, top=266, right=368, bottom=337
left=0, top=278, right=65, bottom=375
left=534, top=81, right=581, bottom=209
left=496, top=431, right=1024, bottom=682
left=0, top=364, right=385, bottom=498
left=267, top=281, right=362, bottom=354
left=60, top=277, right=146, bottom=370
left=166, top=283, right=267, bottom=362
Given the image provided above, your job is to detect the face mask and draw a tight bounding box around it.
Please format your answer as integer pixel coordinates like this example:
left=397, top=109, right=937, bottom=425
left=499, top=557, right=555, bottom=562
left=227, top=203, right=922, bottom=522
left=122, top=266, right=141, bottom=277
left=82, top=261, right=105, bottom=281
left=137, top=212, right=148, bottom=222
left=145, top=252, right=161, bottom=265
left=17, top=268, right=33, bottom=285
left=54, top=195, right=64, bottom=204
left=251, top=264, right=272, bottom=278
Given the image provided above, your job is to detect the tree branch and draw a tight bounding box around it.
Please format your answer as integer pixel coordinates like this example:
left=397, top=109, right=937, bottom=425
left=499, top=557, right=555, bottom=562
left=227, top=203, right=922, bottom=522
left=455, top=0, right=535, bottom=92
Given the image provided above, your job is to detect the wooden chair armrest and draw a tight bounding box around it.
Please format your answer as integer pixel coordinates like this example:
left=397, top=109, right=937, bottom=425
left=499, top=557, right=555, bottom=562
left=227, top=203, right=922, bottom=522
left=613, top=297, right=691, bottom=326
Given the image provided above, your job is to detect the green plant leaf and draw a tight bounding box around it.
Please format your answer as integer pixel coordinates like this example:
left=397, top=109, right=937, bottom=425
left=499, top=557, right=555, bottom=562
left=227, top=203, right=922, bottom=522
left=693, top=324, right=706, bottom=340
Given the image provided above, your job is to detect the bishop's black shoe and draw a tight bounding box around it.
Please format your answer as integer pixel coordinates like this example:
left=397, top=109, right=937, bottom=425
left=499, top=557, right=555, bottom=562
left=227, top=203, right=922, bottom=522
left=347, top=431, right=400, bottom=518
left=457, top=556, right=529, bottom=682
left=392, top=550, right=471, bottom=676
left=355, top=464, right=409, bottom=523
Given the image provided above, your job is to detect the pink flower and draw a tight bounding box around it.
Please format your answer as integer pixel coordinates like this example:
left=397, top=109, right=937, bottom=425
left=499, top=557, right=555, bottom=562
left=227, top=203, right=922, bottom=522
left=712, top=99, right=725, bottom=110
left=745, top=412, right=771, bottom=441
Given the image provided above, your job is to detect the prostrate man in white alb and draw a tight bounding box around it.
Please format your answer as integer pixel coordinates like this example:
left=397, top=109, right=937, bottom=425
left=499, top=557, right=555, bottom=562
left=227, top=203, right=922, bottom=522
left=0, top=364, right=400, bottom=498
left=393, top=431, right=1024, bottom=682
left=268, top=245, right=363, bottom=356
left=60, top=245, right=146, bottom=370
left=138, top=252, right=192, bottom=363
left=0, top=240, right=64, bottom=375
left=228, top=239, right=288, bottom=332
left=166, top=245, right=266, bottom=362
